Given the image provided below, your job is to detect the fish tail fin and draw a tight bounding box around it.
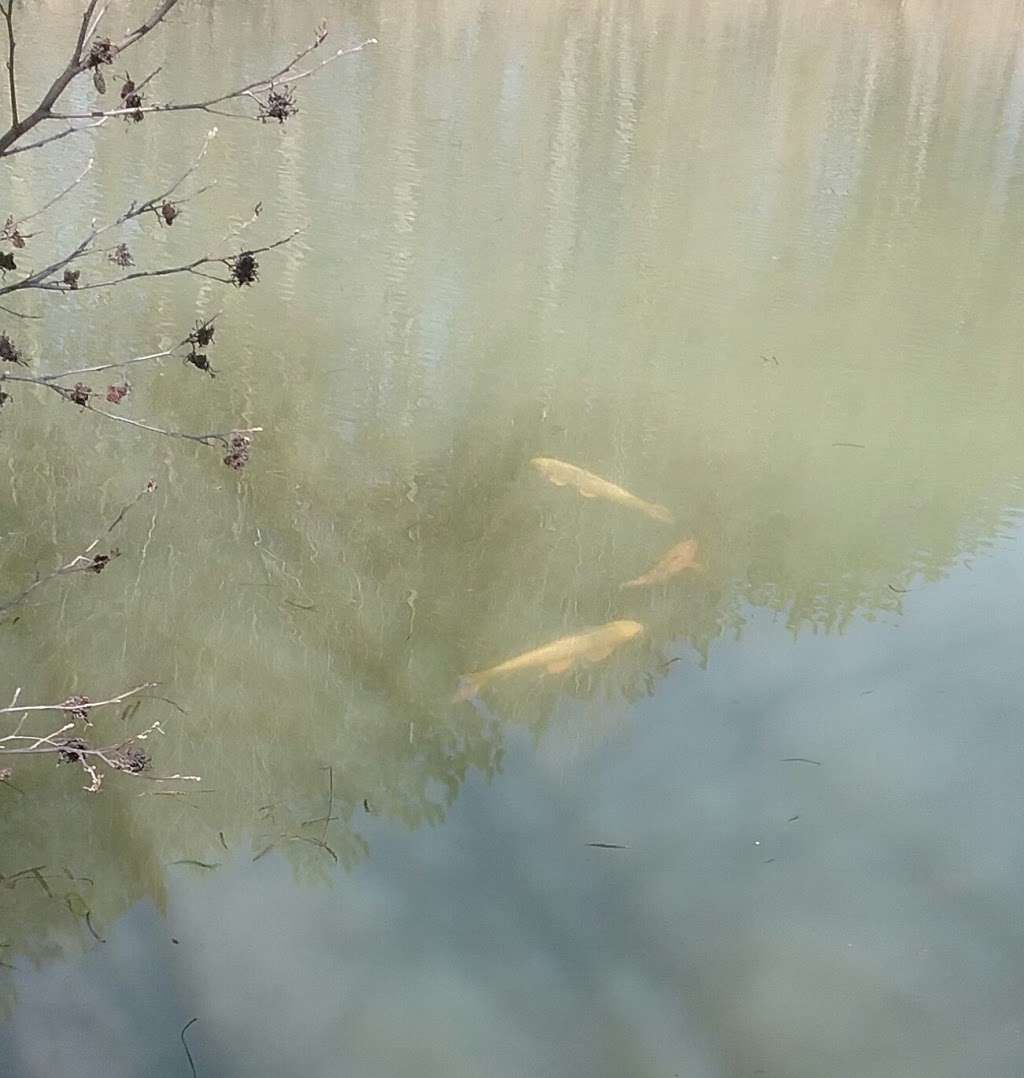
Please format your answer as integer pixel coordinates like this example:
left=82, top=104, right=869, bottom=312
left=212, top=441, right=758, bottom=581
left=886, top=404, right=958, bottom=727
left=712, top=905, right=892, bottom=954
left=454, top=674, right=482, bottom=702
left=620, top=577, right=643, bottom=589
left=646, top=503, right=674, bottom=524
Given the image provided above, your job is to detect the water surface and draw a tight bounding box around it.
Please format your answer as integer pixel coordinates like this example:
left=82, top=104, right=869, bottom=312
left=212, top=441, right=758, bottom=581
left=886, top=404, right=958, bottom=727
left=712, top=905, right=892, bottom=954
left=2, top=1, right=1024, bottom=1074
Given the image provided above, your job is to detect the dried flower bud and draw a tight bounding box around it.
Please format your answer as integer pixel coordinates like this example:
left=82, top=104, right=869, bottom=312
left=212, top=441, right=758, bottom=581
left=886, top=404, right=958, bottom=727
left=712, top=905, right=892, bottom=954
left=63, top=269, right=80, bottom=290
left=105, top=382, right=130, bottom=404
left=68, top=382, right=92, bottom=406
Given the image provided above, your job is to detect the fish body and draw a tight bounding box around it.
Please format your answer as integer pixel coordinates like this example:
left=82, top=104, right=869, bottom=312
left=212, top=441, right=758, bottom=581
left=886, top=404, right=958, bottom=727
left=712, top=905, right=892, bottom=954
left=530, top=457, right=673, bottom=523
left=622, top=539, right=703, bottom=588
left=456, top=619, right=645, bottom=700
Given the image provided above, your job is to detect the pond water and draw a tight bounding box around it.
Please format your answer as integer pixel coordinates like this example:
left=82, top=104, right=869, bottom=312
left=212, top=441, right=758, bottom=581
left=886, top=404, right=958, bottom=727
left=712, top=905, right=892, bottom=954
left=3, top=1, right=1024, bottom=1074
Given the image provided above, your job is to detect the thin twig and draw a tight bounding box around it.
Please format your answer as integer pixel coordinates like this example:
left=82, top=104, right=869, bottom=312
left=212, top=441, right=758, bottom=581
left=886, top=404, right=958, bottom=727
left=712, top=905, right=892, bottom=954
left=0, top=302, right=38, bottom=318
left=1, top=0, right=18, bottom=128
left=0, top=682, right=155, bottom=716
left=321, top=765, right=334, bottom=846
left=180, top=1017, right=198, bottom=1078
left=0, top=129, right=219, bottom=295
left=84, top=911, right=106, bottom=943
left=0, top=0, right=175, bottom=157
left=3, top=117, right=107, bottom=157
left=0, top=481, right=155, bottom=616
left=14, top=158, right=94, bottom=229
left=49, top=37, right=377, bottom=123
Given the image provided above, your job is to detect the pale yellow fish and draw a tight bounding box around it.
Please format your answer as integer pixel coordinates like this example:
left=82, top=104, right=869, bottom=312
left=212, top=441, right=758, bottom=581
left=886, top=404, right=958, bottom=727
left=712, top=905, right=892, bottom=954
left=455, top=620, right=645, bottom=701
left=530, top=457, right=673, bottom=523
left=621, top=538, right=704, bottom=588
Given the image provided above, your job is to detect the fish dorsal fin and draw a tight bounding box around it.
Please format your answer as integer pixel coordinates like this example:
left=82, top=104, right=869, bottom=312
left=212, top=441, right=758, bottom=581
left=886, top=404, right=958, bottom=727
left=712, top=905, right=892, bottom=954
left=546, top=658, right=574, bottom=674
left=582, top=642, right=618, bottom=663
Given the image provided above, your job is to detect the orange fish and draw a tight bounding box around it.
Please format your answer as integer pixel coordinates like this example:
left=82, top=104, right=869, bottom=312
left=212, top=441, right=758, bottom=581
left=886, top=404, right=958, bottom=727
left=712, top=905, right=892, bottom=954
left=456, top=620, right=645, bottom=701
left=622, top=539, right=703, bottom=588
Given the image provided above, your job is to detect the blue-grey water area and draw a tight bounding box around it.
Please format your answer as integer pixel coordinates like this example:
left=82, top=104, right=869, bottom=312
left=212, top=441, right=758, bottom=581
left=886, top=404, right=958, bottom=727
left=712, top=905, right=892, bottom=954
left=2, top=1, right=1024, bottom=1075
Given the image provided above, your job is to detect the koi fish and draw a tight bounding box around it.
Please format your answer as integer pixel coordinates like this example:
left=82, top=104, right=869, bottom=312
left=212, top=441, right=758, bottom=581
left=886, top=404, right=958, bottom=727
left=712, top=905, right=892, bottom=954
left=621, top=538, right=703, bottom=588
left=530, top=457, right=673, bottom=523
left=456, top=619, right=645, bottom=701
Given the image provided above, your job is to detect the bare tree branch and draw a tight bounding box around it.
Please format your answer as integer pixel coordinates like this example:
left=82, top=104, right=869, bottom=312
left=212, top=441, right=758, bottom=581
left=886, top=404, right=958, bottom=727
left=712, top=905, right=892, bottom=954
left=0, top=480, right=156, bottom=617
left=0, top=690, right=199, bottom=792
left=0, top=129, right=218, bottom=296
left=57, top=230, right=300, bottom=292
left=0, top=682, right=155, bottom=717
left=48, top=36, right=378, bottom=123
left=2, top=116, right=107, bottom=157
left=13, top=158, right=94, bottom=230
left=0, top=0, right=172, bottom=156
left=12, top=346, right=174, bottom=383
left=76, top=401, right=262, bottom=449
left=1, top=0, right=18, bottom=128
left=0, top=368, right=260, bottom=449
left=0, top=302, right=38, bottom=318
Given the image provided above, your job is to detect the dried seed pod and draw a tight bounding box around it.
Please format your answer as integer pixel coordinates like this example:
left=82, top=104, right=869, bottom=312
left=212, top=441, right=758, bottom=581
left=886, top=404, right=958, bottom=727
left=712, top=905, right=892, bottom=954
left=258, top=85, right=299, bottom=124
left=63, top=269, right=80, bottom=289
left=92, top=67, right=106, bottom=94
left=105, top=382, right=130, bottom=404
left=88, top=37, right=116, bottom=68
left=110, top=743, right=149, bottom=773
left=108, top=243, right=134, bottom=267
left=230, top=251, right=259, bottom=287
left=88, top=550, right=118, bottom=573
left=61, top=696, right=92, bottom=724
left=187, top=320, right=215, bottom=348
left=160, top=201, right=178, bottom=226
left=223, top=432, right=252, bottom=471
left=68, top=382, right=91, bottom=406
left=185, top=351, right=215, bottom=376
left=0, top=333, right=23, bottom=364
left=123, top=91, right=144, bottom=122
left=58, top=737, right=90, bottom=763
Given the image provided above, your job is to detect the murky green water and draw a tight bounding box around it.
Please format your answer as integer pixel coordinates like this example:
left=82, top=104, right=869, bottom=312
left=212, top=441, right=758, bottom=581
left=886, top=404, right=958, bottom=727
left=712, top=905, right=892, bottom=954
left=3, top=0, right=1024, bottom=1074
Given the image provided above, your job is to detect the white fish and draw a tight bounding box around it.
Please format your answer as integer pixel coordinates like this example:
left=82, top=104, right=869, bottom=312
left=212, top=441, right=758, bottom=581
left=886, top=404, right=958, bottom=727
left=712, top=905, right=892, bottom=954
left=456, top=620, right=645, bottom=701
left=530, top=457, right=673, bottom=523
